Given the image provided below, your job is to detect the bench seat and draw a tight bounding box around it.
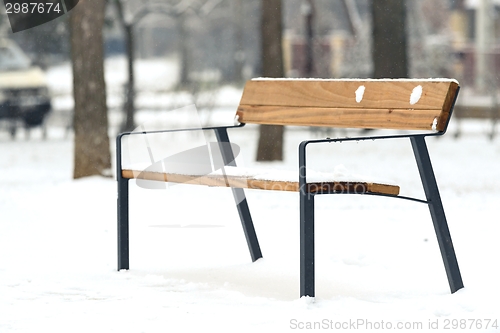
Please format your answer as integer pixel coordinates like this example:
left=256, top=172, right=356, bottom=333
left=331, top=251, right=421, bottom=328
left=122, top=166, right=400, bottom=195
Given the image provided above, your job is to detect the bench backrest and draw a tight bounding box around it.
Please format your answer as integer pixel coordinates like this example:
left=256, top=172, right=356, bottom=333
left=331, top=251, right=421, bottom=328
left=236, top=79, right=459, bottom=132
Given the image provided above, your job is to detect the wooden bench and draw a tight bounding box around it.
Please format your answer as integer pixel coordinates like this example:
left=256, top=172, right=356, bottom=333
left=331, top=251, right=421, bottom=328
left=116, top=78, right=464, bottom=298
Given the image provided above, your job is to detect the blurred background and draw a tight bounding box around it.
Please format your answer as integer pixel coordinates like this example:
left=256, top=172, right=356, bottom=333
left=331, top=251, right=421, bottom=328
left=2, top=2, right=500, bottom=324
left=0, top=0, right=498, bottom=167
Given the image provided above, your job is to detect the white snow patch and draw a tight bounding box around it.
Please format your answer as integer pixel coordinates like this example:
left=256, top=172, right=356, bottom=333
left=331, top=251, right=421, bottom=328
left=432, top=117, right=438, bottom=131
left=122, top=164, right=396, bottom=186
left=355, top=85, right=365, bottom=103
left=410, top=85, right=423, bottom=105
left=252, top=77, right=459, bottom=84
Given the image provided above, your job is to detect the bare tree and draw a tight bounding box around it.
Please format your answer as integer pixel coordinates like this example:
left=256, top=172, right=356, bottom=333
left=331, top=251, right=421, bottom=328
left=114, top=0, right=136, bottom=132
left=178, top=12, right=191, bottom=87
left=303, top=0, right=316, bottom=77
left=231, top=0, right=245, bottom=83
left=256, top=0, right=284, bottom=161
left=70, top=0, right=111, bottom=178
left=371, top=0, right=408, bottom=78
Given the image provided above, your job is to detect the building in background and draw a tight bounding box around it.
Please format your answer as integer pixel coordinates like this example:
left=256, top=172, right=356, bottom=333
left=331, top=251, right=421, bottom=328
left=5, top=0, right=497, bottom=91
left=448, top=0, right=500, bottom=91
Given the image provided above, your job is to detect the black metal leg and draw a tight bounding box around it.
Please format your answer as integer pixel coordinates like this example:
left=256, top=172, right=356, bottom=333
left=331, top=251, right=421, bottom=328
left=232, top=188, right=262, bottom=262
left=117, top=175, right=130, bottom=270
left=300, top=191, right=315, bottom=297
left=117, top=134, right=130, bottom=270
left=214, top=128, right=263, bottom=262
left=410, top=136, right=464, bottom=293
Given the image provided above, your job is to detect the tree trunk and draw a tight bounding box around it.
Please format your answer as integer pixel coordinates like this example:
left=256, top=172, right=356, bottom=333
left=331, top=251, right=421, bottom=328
left=114, top=0, right=136, bottom=132
left=256, top=0, right=284, bottom=161
left=232, top=0, right=245, bottom=83
left=179, top=14, right=190, bottom=87
left=371, top=0, right=408, bottom=78
left=303, top=0, right=315, bottom=77
left=122, top=23, right=136, bottom=132
left=70, top=0, right=111, bottom=178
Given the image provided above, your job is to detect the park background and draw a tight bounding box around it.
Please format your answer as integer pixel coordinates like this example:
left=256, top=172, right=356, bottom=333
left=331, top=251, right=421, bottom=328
left=1, top=0, right=500, bottom=332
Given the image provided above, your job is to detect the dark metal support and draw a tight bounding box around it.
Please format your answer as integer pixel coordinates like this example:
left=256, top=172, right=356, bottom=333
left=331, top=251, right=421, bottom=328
left=299, top=141, right=315, bottom=297
left=214, top=128, right=263, bottom=262
left=232, top=191, right=262, bottom=262
left=117, top=135, right=130, bottom=270
left=300, top=191, right=315, bottom=297
left=115, top=120, right=464, bottom=297
left=410, top=136, right=464, bottom=293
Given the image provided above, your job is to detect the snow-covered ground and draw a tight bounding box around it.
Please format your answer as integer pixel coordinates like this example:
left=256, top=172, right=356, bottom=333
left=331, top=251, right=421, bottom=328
left=1, top=58, right=499, bottom=332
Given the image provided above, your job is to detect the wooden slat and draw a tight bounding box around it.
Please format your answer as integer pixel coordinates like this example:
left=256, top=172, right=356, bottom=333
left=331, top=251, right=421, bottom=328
left=122, top=169, right=400, bottom=196
left=438, top=79, right=460, bottom=131
left=237, top=106, right=443, bottom=131
left=237, top=79, right=459, bottom=131
left=240, top=79, right=457, bottom=109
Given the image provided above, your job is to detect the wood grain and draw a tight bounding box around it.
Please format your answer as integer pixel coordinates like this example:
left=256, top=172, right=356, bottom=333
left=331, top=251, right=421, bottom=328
left=122, top=169, right=400, bottom=196
left=237, top=106, right=443, bottom=131
left=237, top=79, right=459, bottom=131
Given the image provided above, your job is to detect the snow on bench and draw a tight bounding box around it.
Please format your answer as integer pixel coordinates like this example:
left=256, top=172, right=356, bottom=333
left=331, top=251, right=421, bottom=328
left=122, top=164, right=399, bottom=196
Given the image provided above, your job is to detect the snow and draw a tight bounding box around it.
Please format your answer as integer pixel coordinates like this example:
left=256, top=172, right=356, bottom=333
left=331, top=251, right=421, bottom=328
left=432, top=118, right=439, bottom=131
left=465, top=0, right=500, bottom=9
left=2, top=120, right=500, bottom=332
left=410, top=85, right=423, bottom=105
left=355, top=85, right=365, bottom=103
left=1, top=58, right=500, bottom=332
left=252, top=77, right=459, bottom=84
left=125, top=163, right=395, bottom=187
left=215, top=164, right=384, bottom=184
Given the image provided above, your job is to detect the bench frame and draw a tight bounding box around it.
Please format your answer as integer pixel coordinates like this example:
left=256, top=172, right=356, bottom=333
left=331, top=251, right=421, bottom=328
left=298, top=132, right=463, bottom=297
left=117, top=123, right=263, bottom=267
left=116, top=82, right=464, bottom=298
